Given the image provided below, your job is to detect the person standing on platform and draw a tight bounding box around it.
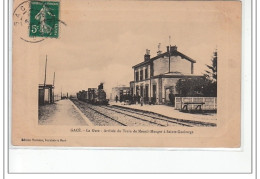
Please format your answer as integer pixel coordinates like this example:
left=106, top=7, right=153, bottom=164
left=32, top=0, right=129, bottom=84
left=140, top=96, right=144, bottom=106
left=115, top=95, right=118, bottom=103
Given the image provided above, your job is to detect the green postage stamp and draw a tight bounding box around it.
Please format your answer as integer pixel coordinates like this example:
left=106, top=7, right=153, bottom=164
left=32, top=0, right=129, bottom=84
left=29, top=1, right=60, bottom=38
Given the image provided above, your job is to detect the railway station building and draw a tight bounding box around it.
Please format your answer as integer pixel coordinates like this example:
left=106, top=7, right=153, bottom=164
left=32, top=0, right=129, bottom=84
left=130, top=45, right=201, bottom=105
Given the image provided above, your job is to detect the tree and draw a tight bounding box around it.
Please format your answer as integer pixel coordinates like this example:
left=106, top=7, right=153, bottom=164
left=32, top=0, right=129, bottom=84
left=204, top=50, right=217, bottom=96
left=205, top=50, right=217, bottom=82
left=176, top=76, right=208, bottom=97
left=175, top=50, right=218, bottom=97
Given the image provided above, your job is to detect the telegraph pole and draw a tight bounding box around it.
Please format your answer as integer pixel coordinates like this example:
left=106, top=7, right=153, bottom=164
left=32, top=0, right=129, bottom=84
left=169, top=36, right=171, bottom=73
left=43, top=55, right=48, bottom=105
left=52, top=72, right=55, bottom=103
left=53, top=72, right=55, bottom=86
left=44, top=55, right=47, bottom=87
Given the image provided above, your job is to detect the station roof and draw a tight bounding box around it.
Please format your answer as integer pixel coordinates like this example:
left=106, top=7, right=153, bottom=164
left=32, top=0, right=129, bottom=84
left=39, top=84, right=54, bottom=88
left=132, top=49, right=196, bottom=69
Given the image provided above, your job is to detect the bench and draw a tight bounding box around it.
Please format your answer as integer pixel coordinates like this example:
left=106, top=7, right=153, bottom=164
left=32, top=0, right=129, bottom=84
left=182, top=102, right=205, bottom=111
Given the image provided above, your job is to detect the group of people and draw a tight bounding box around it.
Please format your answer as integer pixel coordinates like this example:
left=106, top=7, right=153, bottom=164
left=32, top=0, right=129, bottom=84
left=115, top=93, right=176, bottom=107
left=115, top=94, right=148, bottom=106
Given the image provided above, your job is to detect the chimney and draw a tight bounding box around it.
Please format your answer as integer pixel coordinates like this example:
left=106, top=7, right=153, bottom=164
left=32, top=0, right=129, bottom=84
left=157, top=43, right=162, bottom=55
left=170, top=45, right=177, bottom=51
left=98, top=83, right=104, bottom=90
left=144, top=49, right=150, bottom=61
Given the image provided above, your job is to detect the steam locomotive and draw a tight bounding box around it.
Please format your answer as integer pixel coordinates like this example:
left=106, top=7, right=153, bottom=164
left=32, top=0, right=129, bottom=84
left=77, top=83, right=109, bottom=105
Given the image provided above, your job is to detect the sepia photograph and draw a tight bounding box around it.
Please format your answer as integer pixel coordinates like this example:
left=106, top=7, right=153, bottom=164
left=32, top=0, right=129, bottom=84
left=36, top=1, right=218, bottom=127
left=12, top=0, right=241, bottom=147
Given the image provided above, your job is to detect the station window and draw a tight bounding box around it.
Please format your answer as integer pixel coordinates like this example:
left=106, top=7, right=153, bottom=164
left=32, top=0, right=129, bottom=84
left=145, top=68, right=148, bottom=79
left=135, top=71, right=139, bottom=81
left=140, top=70, right=143, bottom=81
left=140, top=86, right=143, bottom=97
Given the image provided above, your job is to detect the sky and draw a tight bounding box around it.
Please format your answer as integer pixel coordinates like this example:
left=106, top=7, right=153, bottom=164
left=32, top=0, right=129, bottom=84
left=38, top=1, right=241, bottom=96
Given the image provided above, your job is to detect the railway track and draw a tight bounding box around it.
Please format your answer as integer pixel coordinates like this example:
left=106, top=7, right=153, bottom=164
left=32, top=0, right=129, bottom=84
left=86, top=105, right=127, bottom=126
left=99, top=105, right=192, bottom=127
left=109, top=105, right=216, bottom=127
left=71, top=99, right=216, bottom=127
left=72, top=99, right=162, bottom=126
left=87, top=104, right=165, bottom=126
left=71, top=99, right=124, bottom=126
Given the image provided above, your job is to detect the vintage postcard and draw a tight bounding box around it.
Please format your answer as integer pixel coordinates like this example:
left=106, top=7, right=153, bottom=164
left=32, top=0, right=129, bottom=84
left=12, top=0, right=241, bottom=147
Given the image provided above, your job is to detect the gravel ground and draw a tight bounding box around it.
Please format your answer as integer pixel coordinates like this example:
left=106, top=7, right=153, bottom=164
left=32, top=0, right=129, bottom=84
left=100, top=106, right=180, bottom=126
left=72, top=99, right=190, bottom=126
left=72, top=99, right=164, bottom=126
left=71, top=99, right=122, bottom=126
left=71, top=99, right=216, bottom=127
left=88, top=105, right=162, bottom=126
left=110, top=105, right=216, bottom=127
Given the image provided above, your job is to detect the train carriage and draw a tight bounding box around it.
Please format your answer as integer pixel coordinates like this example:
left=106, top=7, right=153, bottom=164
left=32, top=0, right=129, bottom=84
left=77, top=84, right=109, bottom=105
